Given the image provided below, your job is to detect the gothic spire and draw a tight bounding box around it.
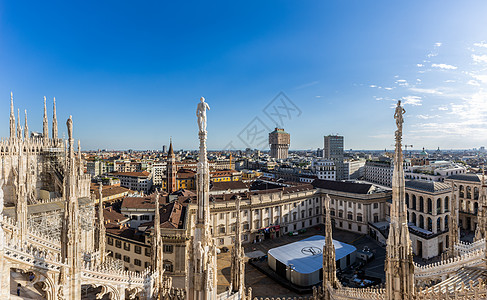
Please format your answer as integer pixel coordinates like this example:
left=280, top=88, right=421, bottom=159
left=52, top=97, right=58, bottom=139
left=16, top=109, right=22, bottom=140
left=475, top=166, right=487, bottom=241
left=60, top=115, right=81, bottom=298
left=230, top=195, right=245, bottom=294
left=168, top=138, right=174, bottom=156
left=78, top=140, right=83, bottom=176
left=9, top=92, right=15, bottom=139
left=322, top=194, right=338, bottom=296
left=43, top=96, right=48, bottom=139
left=385, top=100, right=414, bottom=300
left=97, top=182, right=106, bottom=264
left=24, top=110, right=29, bottom=140
left=152, top=193, right=167, bottom=298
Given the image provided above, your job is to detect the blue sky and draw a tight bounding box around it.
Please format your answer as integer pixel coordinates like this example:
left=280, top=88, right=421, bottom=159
left=1, top=1, right=486, bottom=150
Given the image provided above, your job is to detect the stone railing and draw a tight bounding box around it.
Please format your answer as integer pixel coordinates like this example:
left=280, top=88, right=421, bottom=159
left=414, top=249, right=485, bottom=278
left=82, top=261, right=149, bottom=287
left=1, top=215, right=17, bottom=233
left=329, top=286, right=386, bottom=300
left=454, top=239, right=486, bottom=255
left=416, top=278, right=487, bottom=299
left=4, top=240, right=65, bottom=272
left=28, top=227, right=61, bottom=252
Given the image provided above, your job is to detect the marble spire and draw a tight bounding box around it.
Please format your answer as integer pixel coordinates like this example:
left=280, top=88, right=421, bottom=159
left=43, top=96, right=49, bottom=139
left=9, top=92, right=15, bottom=139
left=230, top=195, right=245, bottom=294
left=475, top=166, right=487, bottom=241
left=187, top=97, right=217, bottom=300
left=385, top=100, right=415, bottom=300
left=24, top=110, right=29, bottom=140
left=52, top=97, right=58, bottom=139
left=322, top=194, right=338, bottom=297
left=97, top=182, right=106, bottom=264
left=16, top=109, right=21, bottom=140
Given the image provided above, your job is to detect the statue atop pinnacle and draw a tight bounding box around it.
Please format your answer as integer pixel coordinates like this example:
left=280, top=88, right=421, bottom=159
left=394, top=100, right=406, bottom=141
left=196, top=97, right=210, bottom=133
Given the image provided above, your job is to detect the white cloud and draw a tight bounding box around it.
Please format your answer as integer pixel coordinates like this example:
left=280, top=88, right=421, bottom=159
left=416, top=79, right=422, bottom=82
left=435, top=42, right=442, bottom=47
left=396, top=79, right=407, bottom=82
left=417, top=114, right=439, bottom=120
left=474, top=42, right=487, bottom=48
left=444, top=80, right=455, bottom=83
left=315, top=95, right=322, bottom=98
left=369, top=85, right=377, bottom=88
left=417, top=64, right=424, bottom=67
left=402, top=95, right=422, bottom=106
left=472, top=74, right=487, bottom=83
left=409, top=87, right=444, bottom=95
left=432, top=63, right=457, bottom=70
left=472, top=54, right=487, bottom=63
left=467, top=80, right=480, bottom=86
left=438, top=106, right=448, bottom=111
left=384, top=87, right=394, bottom=90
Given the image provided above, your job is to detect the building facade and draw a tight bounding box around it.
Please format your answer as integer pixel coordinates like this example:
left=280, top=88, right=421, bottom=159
left=269, top=128, right=290, bottom=160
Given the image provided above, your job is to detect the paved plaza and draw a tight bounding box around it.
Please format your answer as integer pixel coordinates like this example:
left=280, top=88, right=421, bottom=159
left=217, top=225, right=387, bottom=297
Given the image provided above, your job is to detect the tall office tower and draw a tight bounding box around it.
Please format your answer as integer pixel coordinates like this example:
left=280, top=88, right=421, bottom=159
left=269, top=128, right=290, bottom=159
left=324, top=135, right=344, bottom=180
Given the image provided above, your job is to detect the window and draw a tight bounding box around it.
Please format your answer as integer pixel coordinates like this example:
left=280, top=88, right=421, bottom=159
left=331, top=198, right=334, bottom=204
left=219, top=213, right=224, bottom=220
left=145, top=248, right=151, bottom=257
left=124, top=242, right=130, bottom=251
left=309, top=208, right=312, bottom=217
left=232, top=212, right=237, bottom=218
left=293, top=212, right=297, bottom=221
left=347, top=213, right=353, bottom=220
left=316, top=207, right=319, bottom=215
left=340, top=200, right=343, bottom=206
left=373, top=203, right=378, bottom=209
left=301, top=211, right=305, bottom=218
left=219, top=238, right=225, bottom=245
left=255, top=209, right=259, bottom=215
left=293, top=224, right=297, bottom=230
left=131, top=215, right=139, bottom=220
left=338, top=211, right=343, bottom=218
left=357, top=214, right=363, bottom=222
left=115, top=240, right=122, bottom=248
left=134, top=259, right=142, bottom=266
left=348, top=223, right=352, bottom=230
left=108, top=237, right=113, bottom=245
left=135, top=246, right=141, bottom=254
left=358, top=203, right=361, bottom=209
left=164, top=245, right=174, bottom=253
left=302, top=221, right=305, bottom=228
left=244, top=210, right=248, bottom=217
left=265, top=208, right=269, bottom=213
left=358, top=225, right=362, bottom=232
left=348, top=202, right=352, bottom=208
left=373, top=215, right=379, bottom=223
left=219, top=226, right=226, bottom=234
left=330, top=210, right=335, bottom=216
left=163, top=260, right=174, bottom=272
left=115, top=253, right=121, bottom=259
left=243, top=223, right=250, bottom=230
left=141, top=215, right=150, bottom=221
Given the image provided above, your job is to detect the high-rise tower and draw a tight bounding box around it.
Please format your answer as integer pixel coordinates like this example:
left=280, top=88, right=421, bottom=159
left=269, top=128, right=290, bottom=159
left=166, top=140, right=177, bottom=193
left=324, top=135, right=344, bottom=180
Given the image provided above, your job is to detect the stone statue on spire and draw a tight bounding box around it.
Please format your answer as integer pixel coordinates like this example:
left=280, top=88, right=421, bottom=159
left=196, top=97, right=210, bottom=133
left=394, top=100, right=406, bottom=136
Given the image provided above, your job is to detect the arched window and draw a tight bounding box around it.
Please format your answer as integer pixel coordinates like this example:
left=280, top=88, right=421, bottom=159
left=412, top=212, right=417, bottom=225
left=427, top=198, right=432, bottom=214
left=460, top=185, right=465, bottom=198
left=474, top=202, right=479, bottom=215
left=420, top=197, right=424, bottom=212
left=428, top=217, right=433, bottom=232
left=419, top=215, right=424, bottom=229
left=467, top=186, right=472, bottom=199
left=406, top=193, right=409, bottom=208
left=436, top=198, right=442, bottom=214
left=437, top=217, right=441, bottom=233
left=412, top=195, right=417, bottom=210
left=445, top=215, right=449, bottom=230
left=445, top=197, right=449, bottom=212
left=474, top=187, right=479, bottom=200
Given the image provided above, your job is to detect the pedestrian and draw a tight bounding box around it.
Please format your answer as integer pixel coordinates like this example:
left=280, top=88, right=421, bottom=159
left=17, top=283, right=21, bottom=296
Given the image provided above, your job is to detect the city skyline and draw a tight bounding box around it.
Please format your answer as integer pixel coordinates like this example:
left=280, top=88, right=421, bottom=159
left=1, top=1, right=487, bottom=150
